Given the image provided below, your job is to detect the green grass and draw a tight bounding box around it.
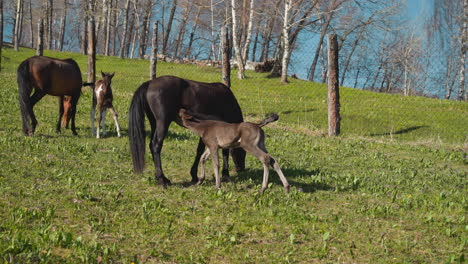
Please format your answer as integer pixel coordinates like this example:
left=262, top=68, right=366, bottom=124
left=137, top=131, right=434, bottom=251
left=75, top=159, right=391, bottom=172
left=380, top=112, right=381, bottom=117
left=0, top=47, right=467, bottom=263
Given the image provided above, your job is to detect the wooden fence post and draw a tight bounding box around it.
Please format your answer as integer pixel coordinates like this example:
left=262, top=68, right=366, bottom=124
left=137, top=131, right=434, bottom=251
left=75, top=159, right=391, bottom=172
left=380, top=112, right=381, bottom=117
left=150, top=21, right=158, bottom=80
left=327, top=34, right=340, bottom=136
left=221, top=24, right=231, bottom=87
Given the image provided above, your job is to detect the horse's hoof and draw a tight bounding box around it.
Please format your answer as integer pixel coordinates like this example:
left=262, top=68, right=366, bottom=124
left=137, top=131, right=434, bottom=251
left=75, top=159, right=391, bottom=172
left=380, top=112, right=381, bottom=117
left=157, top=176, right=172, bottom=187
left=221, top=175, right=232, bottom=183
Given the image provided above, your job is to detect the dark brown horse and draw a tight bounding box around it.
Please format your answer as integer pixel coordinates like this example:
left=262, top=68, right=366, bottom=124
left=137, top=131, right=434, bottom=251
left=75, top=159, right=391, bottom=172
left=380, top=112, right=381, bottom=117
left=17, top=56, right=92, bottom=136
left=128, top=75, right=246, bottom=186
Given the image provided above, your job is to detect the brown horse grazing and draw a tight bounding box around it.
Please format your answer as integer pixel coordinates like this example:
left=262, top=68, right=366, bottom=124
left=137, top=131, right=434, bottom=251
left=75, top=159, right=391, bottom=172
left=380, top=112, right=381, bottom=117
left=128, top=75, right=246, bottom=187
left=90, top=71, right=121, bottom=138
left=17, top=56, right=92, bottom=136
left=179, top=109, right=290, bottom=194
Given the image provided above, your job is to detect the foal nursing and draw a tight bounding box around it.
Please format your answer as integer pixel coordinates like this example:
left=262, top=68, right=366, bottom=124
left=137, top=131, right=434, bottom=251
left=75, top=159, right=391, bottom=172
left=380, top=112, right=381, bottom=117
left=179, top=109, right=290, bottom=193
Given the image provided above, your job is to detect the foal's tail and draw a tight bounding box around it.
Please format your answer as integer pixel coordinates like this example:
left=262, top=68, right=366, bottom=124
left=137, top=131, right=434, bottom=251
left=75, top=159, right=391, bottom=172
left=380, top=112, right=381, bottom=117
left=17, top=59, right=32, bottom=135
left=258, top=113, right=279, bottom=127
left=128, top=81, right=150, bottom=173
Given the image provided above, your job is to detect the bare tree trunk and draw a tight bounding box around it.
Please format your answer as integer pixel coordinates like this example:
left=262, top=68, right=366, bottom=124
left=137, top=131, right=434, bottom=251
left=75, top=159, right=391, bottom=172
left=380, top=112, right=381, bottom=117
left=104, top=0, right=112, bottom=56
left=139, top=0, right=152, bottom=59
left=130, top=24, right=138, bottom=58
left=0, top=0, right=3, bottom=71
left=185, top=6, right=201, bottom=58
left=150, top=21, right=158, bottom=79
left=88, top=0, right=96, bottom=84
left=36, top=18, right=44, bottom=56
left=119, top=0, right=130, bottom=58
left=280, top=0, right=291, bottom=84
left=126, top=11, right=135, bottom=57
left=260, top=0, right=281, bottom=62
left=340, top=33, right=362, bottom=86
left=58, top=0, right=67, bottom=51
left=28, top=0, right=33, bottom=47
left=174, top=3, right=192, bottom=58
left=251, top=17, right=261, bottom=61
left=81, top=0, right=88, bottom=54
left=14, top=0, right=22, bottom=51
left=47, top=0, right=53, bottom=50
left=221, top=24, right=231, bottom=87
left=327, top=34, right=340, bottom=136
left=111, top=2, right=118, bottom=56
left=308, top=14, right=332, bottom=81
left=162, top=0, right=177, bottom=55
left=458, top=0, right=467, bottom=101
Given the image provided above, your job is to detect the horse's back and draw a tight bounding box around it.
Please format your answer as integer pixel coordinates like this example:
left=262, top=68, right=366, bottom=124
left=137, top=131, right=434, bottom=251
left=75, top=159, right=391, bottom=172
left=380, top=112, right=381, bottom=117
left=148, top=75, right=243, bottom=123
left=25, top=56, right=82, bottom=96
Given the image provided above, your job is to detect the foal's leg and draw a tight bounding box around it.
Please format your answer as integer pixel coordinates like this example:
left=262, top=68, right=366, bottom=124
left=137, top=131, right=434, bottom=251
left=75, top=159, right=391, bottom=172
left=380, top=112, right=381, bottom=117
left=101, top=108, right=107, bottom=136
left=96, top=104, right=103, bottom=138
left=90, top=95, right=97, bottom=136
left=198, top=148, right=211, bottom=185
left=209, top=146, right=221, bottom=189
left=241, top=143, right=272, bottom=194
left=258, top=137, right=290, bottom=193
left=108, top=107, right=121, bottom=137
left=56, top=96, right=65, bottom=133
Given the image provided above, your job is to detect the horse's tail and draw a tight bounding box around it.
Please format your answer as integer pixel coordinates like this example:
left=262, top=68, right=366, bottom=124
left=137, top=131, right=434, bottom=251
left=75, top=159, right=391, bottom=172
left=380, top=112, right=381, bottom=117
left=17, top=59, right=32, bottom=135
left=128, top=81, right=150, bottom=173
left=257, top=113, right=279, bottom=127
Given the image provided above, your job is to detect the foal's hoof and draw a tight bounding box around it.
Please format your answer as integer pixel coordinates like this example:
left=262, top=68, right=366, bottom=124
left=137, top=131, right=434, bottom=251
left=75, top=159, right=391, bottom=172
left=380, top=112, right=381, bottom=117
left=196, top=180, right=204, bottom=186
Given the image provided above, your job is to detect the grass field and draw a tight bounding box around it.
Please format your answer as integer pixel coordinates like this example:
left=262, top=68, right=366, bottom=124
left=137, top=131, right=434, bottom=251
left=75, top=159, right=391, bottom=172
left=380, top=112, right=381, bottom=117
left=0, top=47, right=467, bottom=263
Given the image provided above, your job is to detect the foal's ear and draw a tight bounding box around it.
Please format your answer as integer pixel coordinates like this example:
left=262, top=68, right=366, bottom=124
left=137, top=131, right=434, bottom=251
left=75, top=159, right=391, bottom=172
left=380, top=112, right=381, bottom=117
left=101, top=71, right=106, bottom=78
left=110, top=72, right=115, bottom=79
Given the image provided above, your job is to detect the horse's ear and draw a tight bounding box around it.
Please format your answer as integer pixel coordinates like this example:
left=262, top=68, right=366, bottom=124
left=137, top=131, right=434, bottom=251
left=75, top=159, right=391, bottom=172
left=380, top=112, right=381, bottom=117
left=110, top=72, right=115, bottom=79
left=101, top=71, right=105, bottom=78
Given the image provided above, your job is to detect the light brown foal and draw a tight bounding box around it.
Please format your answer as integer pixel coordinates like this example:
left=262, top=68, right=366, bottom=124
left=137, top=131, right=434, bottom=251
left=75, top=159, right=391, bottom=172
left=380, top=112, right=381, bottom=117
left=91, top=71, right=121, bottom=138
left=179, top=109, right=290, bottom=194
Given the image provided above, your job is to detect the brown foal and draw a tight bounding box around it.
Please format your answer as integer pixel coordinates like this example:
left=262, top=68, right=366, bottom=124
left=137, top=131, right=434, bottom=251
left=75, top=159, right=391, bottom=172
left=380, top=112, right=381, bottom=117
left=179, top=109, right=290, bottom=194
left=91, top=71, right=121, bottom=138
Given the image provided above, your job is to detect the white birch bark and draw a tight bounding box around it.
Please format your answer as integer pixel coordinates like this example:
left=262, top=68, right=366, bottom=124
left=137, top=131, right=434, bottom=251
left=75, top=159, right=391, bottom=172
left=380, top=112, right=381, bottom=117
left=231, top=0, right=245, bottom=79
left=241, top=0, right=255, bottom=62
left=281, top=0, right=291, bottom=84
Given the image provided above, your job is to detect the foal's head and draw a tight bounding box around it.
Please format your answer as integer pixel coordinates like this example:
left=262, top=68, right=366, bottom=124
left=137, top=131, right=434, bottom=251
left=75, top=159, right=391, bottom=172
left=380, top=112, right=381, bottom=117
left=98, top=71, right=115, bottom=91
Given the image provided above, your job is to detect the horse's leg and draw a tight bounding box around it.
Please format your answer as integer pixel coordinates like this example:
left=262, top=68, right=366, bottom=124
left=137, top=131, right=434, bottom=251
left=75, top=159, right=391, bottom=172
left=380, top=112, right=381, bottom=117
left=190, top=138, right=206, bottom=184
left=69, top=93, right=80, bottom=136
left=197, top=148, right=211, bottom=185
left=221, top=149, right=231, bottom=182
left=90, top=95, right=97, bottom=136
left=150, top=118, right=172, bottom=186
left=29, top=90, right=46, bottom=134
left=108, top=107, right=121, bottom=137
left=56, top=96, right=65, bottom=133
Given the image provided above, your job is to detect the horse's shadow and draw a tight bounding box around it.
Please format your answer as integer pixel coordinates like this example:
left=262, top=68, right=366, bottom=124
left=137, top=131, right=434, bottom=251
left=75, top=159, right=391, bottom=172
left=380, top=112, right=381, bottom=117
left=233, top=167, right=332, bottom=193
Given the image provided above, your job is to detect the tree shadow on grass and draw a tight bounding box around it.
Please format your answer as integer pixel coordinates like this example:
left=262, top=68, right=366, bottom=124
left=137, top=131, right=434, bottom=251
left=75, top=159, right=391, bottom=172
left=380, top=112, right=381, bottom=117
left=234, top=167, right=332, bottom=193
left=280, top=108, right=316, bottom=115
left=370, top=125, right=428, bottom=137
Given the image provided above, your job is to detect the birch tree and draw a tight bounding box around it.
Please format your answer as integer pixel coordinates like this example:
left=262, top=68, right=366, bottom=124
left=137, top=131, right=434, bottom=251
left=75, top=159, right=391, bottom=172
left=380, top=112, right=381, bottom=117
left=231, top=0, right=255, bottom=79
left=119, top=0, right=130, bottom=58
left=14, top=0, right=23, bottom=51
